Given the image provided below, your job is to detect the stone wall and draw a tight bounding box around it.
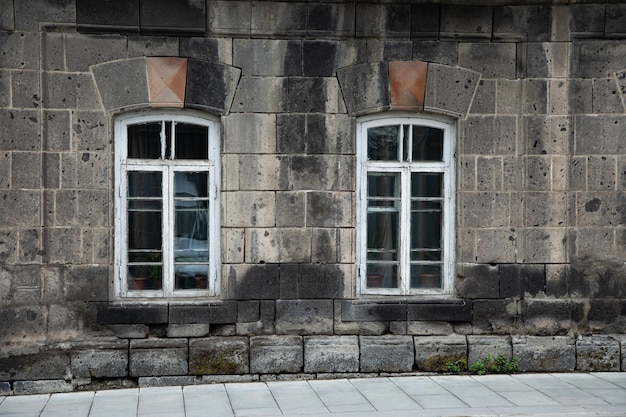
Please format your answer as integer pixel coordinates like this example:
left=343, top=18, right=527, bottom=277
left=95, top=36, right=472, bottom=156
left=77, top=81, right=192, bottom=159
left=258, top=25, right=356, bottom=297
left=1, top=0, right=626, bottom=394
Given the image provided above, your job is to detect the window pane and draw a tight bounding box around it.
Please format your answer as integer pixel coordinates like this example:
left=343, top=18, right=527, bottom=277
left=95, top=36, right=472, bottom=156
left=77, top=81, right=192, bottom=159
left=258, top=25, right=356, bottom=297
left=367, top=211, right=398, bottom=252
left=411, top=201, right=442, bottom=251
left=128, top=208, right=162, bottom=250
left=128, top=122, right=162, bottom=159
left=410, top=264, right=442, bottom=288
left=366, top=264, right=398, bottom=288
left=175, top=123, right=209, bottom=159
left=174, top=172, right=210, bottom=290
left=368, top=125, right=399, bottom=161
left=128, top=265, right=162, bottom=290
left=128, top=172, right=162, bottom=197
left=412, top=126, right=443, bottom=161
left=411, top=173, right=443, bottom=197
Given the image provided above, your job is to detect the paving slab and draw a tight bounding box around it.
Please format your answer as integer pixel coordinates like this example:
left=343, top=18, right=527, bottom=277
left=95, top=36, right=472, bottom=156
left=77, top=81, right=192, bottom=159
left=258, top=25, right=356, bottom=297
left=0, top=394, right=49, bottom=416
left=267, top=381, right=328, bottom=415
left=41, top=391, right=94, bottom=417
left=89, top=389, right=139, bottom=417
left=183, top=385, right=234, bottom=417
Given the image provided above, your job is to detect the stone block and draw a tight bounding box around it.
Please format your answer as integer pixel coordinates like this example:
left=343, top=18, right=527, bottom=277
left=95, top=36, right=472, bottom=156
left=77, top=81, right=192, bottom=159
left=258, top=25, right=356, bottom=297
left=76, top=0, right=139, bottom=34
left=97, top=305, right=168, bottom=325
left=412, top=41, right=458, bottom=67
left=308, top=3, right=354, bottom=37
left=139, top=376, right=198, bottom=387
left=405, top=321, right=454, bottom=335
left=462, top=116, right=517, bottom=156
left=289, top=156, right=341, bottom=192
left=189, top=337, right=249, bottom=375
left=91, top=58, right=148, bottom=112
left=0, top=32, right=39, bottom=70
left=355, top=3, right=410, bottom=38
left=279, top=263, right=344, bottom=300
left=525, top=42, right=570, bottom=78
left=139, top=0, right=205, bottom=35
left=224, top=114, right=276, bottom=154
left=234, top=39, right=300, bottom=76
left=167, top=324, right=211, bottom=338
left=572, top=41, right=626, bottom=79
left=251, top=1, right=307, bottom=37
left=410, top=5, right=439, bottom=39
left=472, top=300, right=517, bottom=334
left=306, top=192, right=351, bottom=227
left=244, top=228, right=279, bottom=264
left=0, top=0, right=13, bottom=30
left=311, top=229, right=337, bottom=263
left=250, top=335, right=303, bottom=374
left=275, top=300, right=333, bottom=335
left=440, top=5, right=492, bottom=40
left=108, top=324, right=149, bottom=339
left=179, top=38, right=231, bottom=64
left=467, top=336, right=512, bottom=364
left=0, top=306, right=46, bottom=342
left=499, top=264, right=545, bottom=299
left=493, top=6, right=550, bottom=42
left=588, top=155, right=617, bottom=191
left=222, top=191, right=276, bottom=228
left=512, top=336, right=575, bottom=372
left=70, top=341, right=128, bottom=378
left=169, top=302, right=237, bottom=325
left=286, top=77, right=344, bottom=114
left=304, top=336, right=359, bottom=373
left=0, top=350, right=69, bottom=380
left=14, top=0, right=74, bottom=31
left=576, top=335, right=621, bottom=372
left=340, top=300, right=406, bottom=322
left=13, top=380, right=73, bottom=395
left=520, top=228, right=568, bottom=264
left=459, top=43, right=516, bottom=79
left=360, top=336, right=414, bottom=373
left=522, top=115, right=572, bottom=155
left=276, top=192, right=305, bottom=227
left=64, top=265, right=109, bottom=302
left=337, top=62, right=389, bottom=116
left=11, top=70, right=40, bottom=109
left=469, top=79, right=496, bottom=115
left=185, top=59, right=241, bottom=114
left=65, top=34, right=128, bottom=72
left=231, top=76, right=287, bottom=113
left=414, top=335, right=466, bottom=372
left=129, top=339, right=188, bottom=377
left=0, top=381, right=10, bottom=395
left=303, top=41, right=358, bottom=77
left=229, top=264, right=280, bottom=300
left=455, top=264, right=499, bottom=299
left=277, top=114, right=306, bottom=154
left=222, top=228, right=245, bottom=263
left=238, top=154, right=287, bottom=191
left=407, top=301, right=472, bottom=322
left=475, top=229, right=516, bottom=264
left=522, top=79, right=548, bottom=115
left=0, top=110, right=41, bottom=151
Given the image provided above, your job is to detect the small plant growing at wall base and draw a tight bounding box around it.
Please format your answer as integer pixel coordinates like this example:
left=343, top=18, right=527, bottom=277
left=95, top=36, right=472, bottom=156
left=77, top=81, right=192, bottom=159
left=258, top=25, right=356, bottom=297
left=446, top=354, right=519, bottom=375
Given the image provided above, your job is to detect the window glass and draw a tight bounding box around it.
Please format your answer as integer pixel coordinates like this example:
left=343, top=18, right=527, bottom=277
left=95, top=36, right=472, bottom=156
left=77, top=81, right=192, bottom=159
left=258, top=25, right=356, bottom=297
left=358, top=117, right=454, bottom=295
left=115, top=114, right=219, bottom=298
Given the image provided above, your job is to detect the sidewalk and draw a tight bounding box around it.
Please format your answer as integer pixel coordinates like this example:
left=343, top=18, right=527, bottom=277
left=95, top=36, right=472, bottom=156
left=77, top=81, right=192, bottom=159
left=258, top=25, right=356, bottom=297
left=1, top=372, right=625, bottom=417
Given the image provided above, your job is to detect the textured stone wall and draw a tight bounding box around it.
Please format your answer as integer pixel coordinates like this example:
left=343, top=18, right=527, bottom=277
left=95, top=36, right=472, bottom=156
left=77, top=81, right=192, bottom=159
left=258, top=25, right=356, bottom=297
left=1, top=0, right=626, bottom=394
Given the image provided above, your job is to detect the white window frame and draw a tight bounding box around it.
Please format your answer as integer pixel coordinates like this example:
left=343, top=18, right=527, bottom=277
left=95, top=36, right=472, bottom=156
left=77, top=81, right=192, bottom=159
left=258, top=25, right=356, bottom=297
left=356, top=113, right=456, bottom=296
left=114, top=112, right=221, bottom=299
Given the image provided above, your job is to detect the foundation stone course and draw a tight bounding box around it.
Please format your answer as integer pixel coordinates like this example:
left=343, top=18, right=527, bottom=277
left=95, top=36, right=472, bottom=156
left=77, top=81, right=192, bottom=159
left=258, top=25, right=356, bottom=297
left=129, top=338, right=188, bottom=377
left=250, top=335, right=303, bottom=374
left=576, top=335, right=621, bottom=372
left=360, top=335, right=414, bottom=373
left=512, top=335, right=575, bottom=372
left=414, top=335, right=467, bottom=372
left=303, top=336, right=359, bottom=373
left=189, top=337, right=249, bottom=375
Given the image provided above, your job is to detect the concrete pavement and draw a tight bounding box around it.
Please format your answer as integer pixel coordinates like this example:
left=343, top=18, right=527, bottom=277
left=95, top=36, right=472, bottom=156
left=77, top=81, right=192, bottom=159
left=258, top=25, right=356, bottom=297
left=1, top=372, right=625, bottom=416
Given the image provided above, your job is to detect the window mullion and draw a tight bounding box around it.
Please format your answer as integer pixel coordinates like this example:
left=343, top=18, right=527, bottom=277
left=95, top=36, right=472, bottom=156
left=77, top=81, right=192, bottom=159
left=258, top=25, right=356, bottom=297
left=162, top=166, right=173, bottom=297
left=400, top=167, right=411, bottom=294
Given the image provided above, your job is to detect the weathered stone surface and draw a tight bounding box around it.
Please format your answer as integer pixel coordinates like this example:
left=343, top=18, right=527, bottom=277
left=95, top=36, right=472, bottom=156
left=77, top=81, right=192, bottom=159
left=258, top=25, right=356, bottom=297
left=91, top=58, right=148, bottom=111
left=139, top=0, right=205, bottom=36
left=251, top=1, right=307, bottom=37
left=185, top=59, right=241, bottom=114
left=275, top=300, right=333, bottom=335
left=472, top=300, right=517, bottom=334
left=129, top=339, right=188, bottom=377
left=279, top=264, right=344, bottom=299
left=576, top=335, right=621, bottom=372
left=250, top=335, right=303, bottom=374
left=169, top=302, right=237, bottom=324
left=337, top=62, right=389, bottom=116
left=228, top=264, right=280, bottom=300
left=76, top=0, right=139, bottom=34
left=440, top=5, right=492, bottom=40
left=360, top=336, right=414, bottom=373
left=70, top=341, right=128, bottom=378
left=13, top=380, right=73, bottom=395
left=512, top=336, right=575, bottom=372
left=455, top=264, right=499, bottom=299
left=355, top=3, right=410, bottom=38
left=407, top=301, right=472, bottom=322
left=304, top=336, right=359, bottom=373
left=139, top=376, right=198, bottom=387
left=0, top=381, right=10, bottom=395
left=108, top=324, right=149, bottom=339
left=0, top=350, right=69, bottom=380
left=467, top=335, right=512, bottom=364
left=189, top=337, right=249, bottom=375
left=341, top=300, right=406, bottom=322
left=167, top=324, right=211, bottom=338
left=414, top=335, right=466, bottom=372
left=0, top=306, right=46, bottom=342
left=234, top=39, right=300, bottom=76
left=98, top=305, right=168, bottom=325
left=222, top=191, right=276, bottom=228
left=231, top=76, right=287, bottom=113
left=459, top=43, right=516, bottom=78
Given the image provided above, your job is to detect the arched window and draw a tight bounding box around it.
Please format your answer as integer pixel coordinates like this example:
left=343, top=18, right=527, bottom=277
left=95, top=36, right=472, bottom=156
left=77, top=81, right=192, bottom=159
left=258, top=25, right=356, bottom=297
left=114, top=112, right=220, bottom=298
left=356, top=114, right=455, bottom=295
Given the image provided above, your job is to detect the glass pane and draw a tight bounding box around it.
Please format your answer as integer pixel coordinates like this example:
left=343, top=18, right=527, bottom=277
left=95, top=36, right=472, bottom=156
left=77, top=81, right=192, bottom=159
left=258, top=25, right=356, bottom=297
left=367, top=211, right=398, bottom=252
left=368, top=173, right=398, bottom=197
left=175, top=265, right=208, bottom=290
left=366, top=264, right=398, bottom=288
left=174, top=172, right=210, bottom=290
left=403, top=124, right=410, bottom=161
left=411, top=173, right=443, bottom=197
left=128, top=264, right=162, bottom=291
left=412, top=126, right=443, bottom=161
left=128, top=209, right=162, bottom=250
left=410, top=264, right=442, bottom=289
left=411, top=202, right=442, bottom=253
left=368, top=125, right=399, bottom=161
left=175, top=123, right=209, bottom=159
left=128, top=122, right=162, bottom=159
left=128, top=172, right=162, bottom=198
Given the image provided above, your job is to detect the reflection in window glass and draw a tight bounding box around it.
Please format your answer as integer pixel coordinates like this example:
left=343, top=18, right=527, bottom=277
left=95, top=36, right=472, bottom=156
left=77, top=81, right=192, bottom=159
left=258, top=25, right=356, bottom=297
left=368, top=125, right=399, bottom=161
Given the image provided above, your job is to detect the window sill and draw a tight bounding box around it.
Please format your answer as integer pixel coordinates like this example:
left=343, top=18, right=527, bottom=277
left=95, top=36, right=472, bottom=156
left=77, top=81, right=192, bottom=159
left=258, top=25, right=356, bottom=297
left=340, top=298, right=471, bottom=322
left=97, top=300, right=236, bottom=325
